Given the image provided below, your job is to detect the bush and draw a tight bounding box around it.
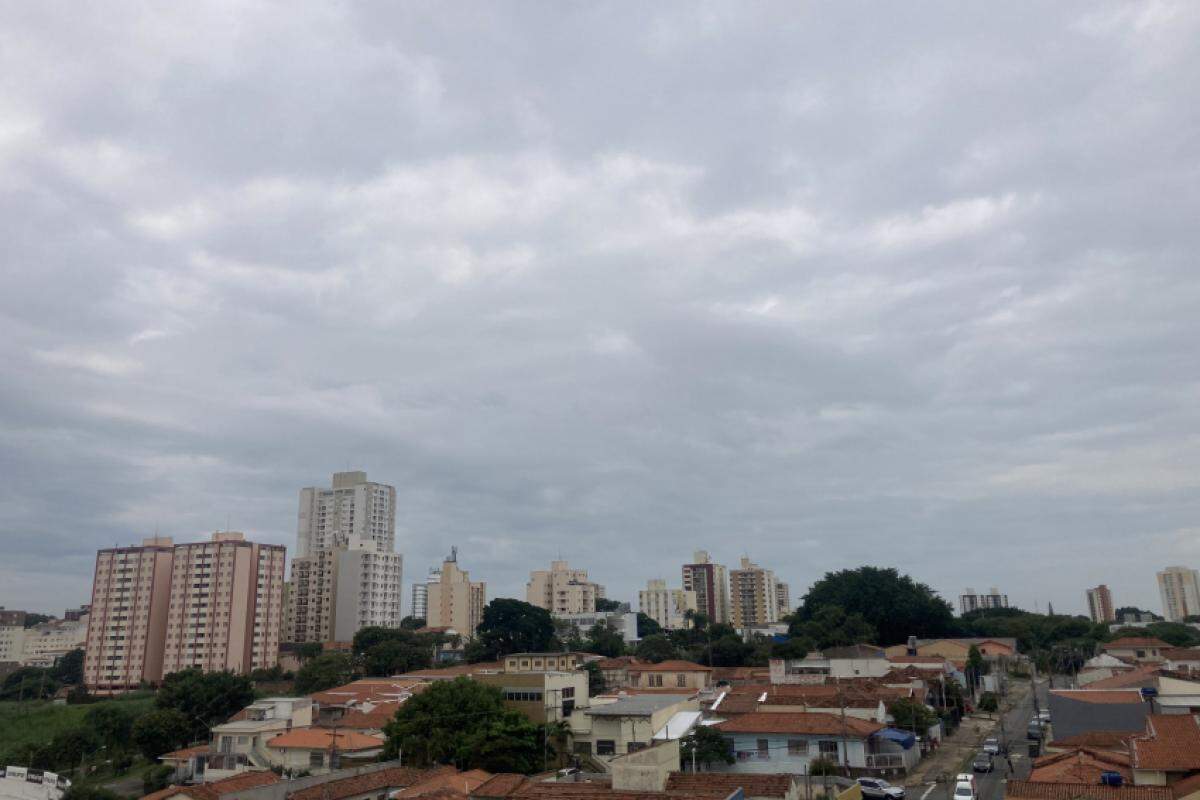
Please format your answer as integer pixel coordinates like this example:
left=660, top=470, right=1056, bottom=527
left=808, top=756, right=840, bottom=776
left=978, top=692, right=999, bottom=712
left=143, top=765, right=174, bottom=794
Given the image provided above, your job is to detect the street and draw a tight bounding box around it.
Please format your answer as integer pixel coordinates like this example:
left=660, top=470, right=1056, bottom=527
left=974, top=679, right=1046, bottom=800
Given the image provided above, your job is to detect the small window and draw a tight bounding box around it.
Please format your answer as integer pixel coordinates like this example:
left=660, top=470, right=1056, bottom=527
left=819, top=740, right=838, bottom=756
left=596, top=740, right=615, bottom=755
left=309, top=751, right=325, bottom=768
left=757, top=738, right=769, bottom=756
left=574, top=742, right=592, bottom=755
left=787, top=739, right=805, bottom=755
left=676, top=674, right=687, bottom=687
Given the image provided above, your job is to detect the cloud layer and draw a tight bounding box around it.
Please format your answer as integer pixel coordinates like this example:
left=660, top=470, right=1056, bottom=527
left=3, top=2, right=1200, bottom=617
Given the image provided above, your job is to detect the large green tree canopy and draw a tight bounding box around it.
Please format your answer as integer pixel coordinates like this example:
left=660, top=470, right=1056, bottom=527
left=798, top=566, right=954, bottom=645
left=469, top=598, right=556, bottom=661
left=156, top=669, right=255, bottom=739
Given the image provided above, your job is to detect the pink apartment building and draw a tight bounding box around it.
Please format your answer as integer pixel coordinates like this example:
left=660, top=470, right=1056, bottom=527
left=84, top=532, right=285, bottom=695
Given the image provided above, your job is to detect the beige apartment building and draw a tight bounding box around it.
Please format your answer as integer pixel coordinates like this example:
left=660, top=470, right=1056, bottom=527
left=1158, top=566, right=1200, bottom=622
left=1086, top=584, right=1116, bottom=623
left=776, top=581, right=791, bottom=618
left=162, top=532, right=286, bottom=675
left=83, top=537, right=176, bottom=694
left=681, top=551, right=730, bottom=624
left=21, top=616, right=89, bottom=667
left=638, top=579, right=697, bottom=630
left=526, top=560, right=604, bottom=615
left=424, top=548, right=486, bottom=636
left=729, top=557, right=780, bottom=628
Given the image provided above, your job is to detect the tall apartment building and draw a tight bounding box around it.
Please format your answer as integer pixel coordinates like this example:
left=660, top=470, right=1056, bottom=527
left=638, top=579, right=697, bottom=630
left=729, top=557, right=779, bottom=628
left=22, top=616, right=90, bottom=667
left=411, top=582, right=429, bottom=621
left=83, top=537, right=176, bottom=694
left=84, top=533, right=287, bottom=695
left=526, top=560, right=604, bottom=615
left=1086, top=585, right=1116, bottom=623
left=681, top=551, right=730, bottom=624
left=960, top=588, right=1009, bottom=615
left=161, top=532, right=286, bottom=675
left=0, top=625, right=27, bottom=663
left=775, top=581, right=791, bottom=618
left=287, top=472, right=403, bottom=643
left=424, top=547, right=486, bottom=636
left=1158, top=567, right=1200, bottom=622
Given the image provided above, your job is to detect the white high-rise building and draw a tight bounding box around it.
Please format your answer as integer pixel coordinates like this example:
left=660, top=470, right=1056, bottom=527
left=638, top=579, right=697, bottom=630
left=1158, top=567, right=1200, bottom=622
left=411, top=583, right=429, bottom=621
left=286, top=471, right=403, bottom=643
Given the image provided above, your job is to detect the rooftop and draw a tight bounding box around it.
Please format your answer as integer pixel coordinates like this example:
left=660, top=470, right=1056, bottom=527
left=1101, top=638, right=1172, bottom=650
left=473, top=774, right=530, bottom=799
left=714, top=711, right=883, bottom=737
left=140, top=770, right=280, bottom=800
left=665, top=772, right=794, bottom=798
left=586, top=695, right=693, bottom=717
left=266, top=728, right=384, bottom=751
left=1004, top=781, right=1171, bottom=800
left=627, top=660, right=712, bottom=673
left=1132, top=714, right=1200, bottom=771
left=288, top=767, right=446, bottom=800
left=1049, top=690, right=1146, bottom=705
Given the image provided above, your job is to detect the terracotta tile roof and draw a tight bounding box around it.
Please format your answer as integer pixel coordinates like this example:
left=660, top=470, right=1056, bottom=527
left=158, top=745, right=209, bottom=761
left=310, top=678, right=427, bottom=706
left=627, top=660, right=713, bottom=672
left=140, top=770, right=282, bottom=800
left=1050, top=731, right=1136, bottom=750
left=1168, top=772, right=1200, bottom=799
left=1030, top=748, right=1131, bottom=783
left=1005, top=781, right=1171, bottom=800
left=1050, top=690, right=1145, bottom=704
left=666, top=772, right=795, bottom=797
left=394, top=769, right=493, bottom=798
left=887, top=656, right=948, bottom=664
left=317, top=702, right=402, bottom=730
left=473, top=774, right=531, bottom=798
left=596, top=657, right=641, bottom=669
left=1102, top=638, right=1172, bottom=650
left=288, top=767, right=447, bottom=800
left=714, top=693, right=763, bottom=715
left=398, top=662, right=504, bottom=678
left=1132, top=715, right=1200, bottom=770
left=714, top=710, right=883, bottom=737
left=1162, top=649, right=1200, bottom=661
left=1086, top=667, right=1162, bottom=690
left=515, top=787, right=723, bottom=800
left=266, top=728, right=383, bottom=751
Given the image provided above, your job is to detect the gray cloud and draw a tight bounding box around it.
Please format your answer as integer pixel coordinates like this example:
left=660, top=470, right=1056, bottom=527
left=3, top=2, right=1200, bottom=618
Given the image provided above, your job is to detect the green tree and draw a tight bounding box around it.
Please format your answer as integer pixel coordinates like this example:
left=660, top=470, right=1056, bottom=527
left=353, top=626, right=439, bottom=675
left=52, top=648, right=85, bottom=685
left=709, top=634, right=755, bottom=667
left=595, top=598, right=622, bottom=612
left=471, top=599, right=556, bottom=661
left=62, top=787, right=121, bottom=800
left=770, top=637, right=811, bottom=660
left=382, top=677, right=542, bottom=772
left=978, top=692, right=999, bottom=712
left=966, top=644, right=985, bottom=688
left=132, top=708, right=192, bottom=760
left=0, top=667, right=58, bottom=700
left=635, top=634, right=678, bottom=663
left=788, top=606, right=877, bottom=649
left=808, top=757, right=840, bottom=776
left=294, top=653, right=356, bottom=694
left=85, top=703, right=136, bottom=749
left=583, top=622, right=626, bottom=658
left=636, top=613, right=663, bottom=639
left=296, top=642, right=324, bottom=661
left=23, top=613, right=52, bottom=628
left=46, top=728, right=98, bottom=771
left=799, top=567, right=954, bottom=645
left=582, top=661, right=606, bottom=695
left=156, top=669, right=256, bottom=738
left=680, top=725, right=733, bottom=769
left=887, top=698, right=937, bottom=733
left=400, top=616, right=427, bottom=630
left=143, top=765, right=174, bottom=795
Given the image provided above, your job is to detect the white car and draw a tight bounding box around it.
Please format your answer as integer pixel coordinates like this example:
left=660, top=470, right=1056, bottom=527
left=954, top=774, right=978, bottom=800
left=857, top=778, right=906, bottom=800
left=983, top=737, right=1001, bottom=755
left=1038, top=709, right=1051, bottom=722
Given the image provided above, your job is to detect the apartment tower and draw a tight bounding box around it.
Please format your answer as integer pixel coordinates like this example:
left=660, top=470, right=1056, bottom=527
left=526, top=560, right=604, bottom=615
left=1086, top=585, right=1115, bottom=623
left=1158, top=567, right=1200, bottom=622
left=424, top=547, right=487, bottom=635
left=162, top=532, right=286, bottom=675
left=638, top=579, right=698, bottom=630
left=775, top=581, right=792, bottom=618
left=83, top=537, right=176, bottom=695
left=729, top=557, right=780, bottom=628
left=681, top=551, right=730, bottom=624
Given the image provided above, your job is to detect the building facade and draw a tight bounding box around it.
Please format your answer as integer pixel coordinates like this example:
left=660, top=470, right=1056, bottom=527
left=410, top=582, right=428, bottom=621
left=21, top=617, right=89, bottom=667
left=424, top=549, right=486, bottom=636
left=730, top=557, right=779, bottom=628
left=1086, top=585, right=1116, bottom=623
left=83, top=537, right=176, bottom=694
left=681, top=551, right=730, bottom=624
left=959, top=588, right=1009, bottom=615
left=775, top=582, right=791, bottom=618
left=0, top=625, right=26, bottom=663
left=296, top=471, right=395, bottom=557
left=526, top=560, right=604, bottom=615
left=1158, top=567, right=1200, bottom=622
left=161, top=532, right=286, bottom=675
left=638, top=579, right=697, bottom=630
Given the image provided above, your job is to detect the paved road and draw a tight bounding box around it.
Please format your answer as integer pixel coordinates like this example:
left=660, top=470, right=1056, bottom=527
left=973, top=679, right=1048, bottom=800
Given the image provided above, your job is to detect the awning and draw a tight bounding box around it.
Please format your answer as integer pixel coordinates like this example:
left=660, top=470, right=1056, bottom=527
left=653, top=710, right=703, bottom=740
left=875, top=728, right=917, bottom=748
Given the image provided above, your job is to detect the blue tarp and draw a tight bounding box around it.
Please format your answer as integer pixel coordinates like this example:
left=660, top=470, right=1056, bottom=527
left=876, top=728, right=917, bottom=748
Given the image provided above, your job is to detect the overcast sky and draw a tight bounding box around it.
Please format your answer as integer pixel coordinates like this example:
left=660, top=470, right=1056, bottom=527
left=3, top=3, right=1199, bottom=621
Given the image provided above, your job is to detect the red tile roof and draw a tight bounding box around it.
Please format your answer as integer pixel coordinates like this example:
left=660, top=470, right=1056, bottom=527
left=140, top=770, right=281, bottom=800
left=473, top=774, right=530, bottom=798
left=1050, top=731, right=1136, bottom=750
left=310, top=678, right=426, bottom=705
left=1168, top=772, right=1200, bottom=799
left=1102, top=638, right=1171, bottom=650
left=288, top=767, right=447, bottom=800
left=1132, top=715, right=1200, bottom=770
left=317, top=703, right=402, bottom=730
left=714, top=710, right=883, bottom=737
left=1049, top=690, right=1145, bottom=704
left=666, top=772, right=795, bottom=798
left=398, top=662, right=504, bottom=678
left=157, top=745, right=209, bottom=761
left=1085, top=667, right=1162, bottom=690
left=266, top=728, right=383, bottom=751
left=394, top=769, right=493, bottom=798
left=1163, top=649, right=1200, bottom=661
left=626, top=660, right=713, bottom=672
left=1005, top=781, right=1171, bottom=800
left=1030, top=748, right=1131, bottom=783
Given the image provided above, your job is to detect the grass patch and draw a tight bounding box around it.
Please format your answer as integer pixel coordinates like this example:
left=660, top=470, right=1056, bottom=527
left=0, top=694, right=156, bottom=756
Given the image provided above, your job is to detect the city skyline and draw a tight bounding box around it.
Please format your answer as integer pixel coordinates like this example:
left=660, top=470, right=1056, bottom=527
left=4, top=4, right=1200, bottom=619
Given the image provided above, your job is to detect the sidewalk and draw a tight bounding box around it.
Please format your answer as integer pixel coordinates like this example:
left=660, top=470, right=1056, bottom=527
left=904, top=680, right=1031, bottom=788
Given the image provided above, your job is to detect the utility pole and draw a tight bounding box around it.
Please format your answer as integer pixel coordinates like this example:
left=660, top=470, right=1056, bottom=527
left=837, top=677, right=851, bottom=777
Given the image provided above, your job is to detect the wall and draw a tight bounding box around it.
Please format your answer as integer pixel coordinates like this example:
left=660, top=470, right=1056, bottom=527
left=611, top=740, right=680, bottom=791
left=713, top=734, right=869, bottom=774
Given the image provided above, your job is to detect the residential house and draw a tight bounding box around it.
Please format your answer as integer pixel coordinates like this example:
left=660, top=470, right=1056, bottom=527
left=476, top=669, right=589, bottom=724
left=263, top=729, right=384, bottom=774
left=1101, top=639, right=1171, bottom=664
left=712, top=711, right=918, bottom=775
left=1028, top=748, right=1132, bottom=784
left=823, top=646, right=890, bottom=679
left=207, top=698, right=315, bottom=778
left=140, top=770, right=281, bottom=800
left=1004, top=781, right=1172, bottom=800
left=502, top=652, right=590, bottom=673
left=595, top=657, right=643, bottom=690
left=1164, top=650, right=1200, bottom=675
left=1079, top=654, right=1142, bottom=686
left=310, top=678, right=426, bottom=732
left=1047, top=690, right=1151, bottom=742
left=158, top=746, right=211, bottom=784
left=627, top=660, right=712, bottom=691
left=1151, top=675, right=1200, bottom=713
left=579, top=694, right=698, bottom=758
left=883, top=638, right=1018, bottom=662
left=666, top=773, right=800, bottom=800
left=285, top=766, right=466, bottom=800
left=1130, top=714, right=1200, bottom=786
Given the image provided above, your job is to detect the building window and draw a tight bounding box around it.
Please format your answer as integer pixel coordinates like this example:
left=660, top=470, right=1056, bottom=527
left=309, top=751, right=325, bottom=768
left=628, top=742, right=646, bottom=753
left=596, top=740, right=615, bottom=756
left=818, top=740, right=839, bottom=757
left=676, top=674, right=687, bottom=687
left=574, top=742, right=592, bottom=755
left=756, top=739, right=770, bottom=759
left=788, top=739, right=806, bottom=755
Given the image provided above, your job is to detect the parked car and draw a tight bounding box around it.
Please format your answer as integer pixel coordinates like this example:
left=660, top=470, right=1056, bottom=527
left=1038, top=709, right=1051, bottom=722
left=954, top=776, right=977, bottom=800
left=983, top=737, right=1001, bottom=755
left=1027, top=720, right=1044, bottom=740
left=972, top=752, right=994, bottom=773
left=857, top=778, right=906, bottom=800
